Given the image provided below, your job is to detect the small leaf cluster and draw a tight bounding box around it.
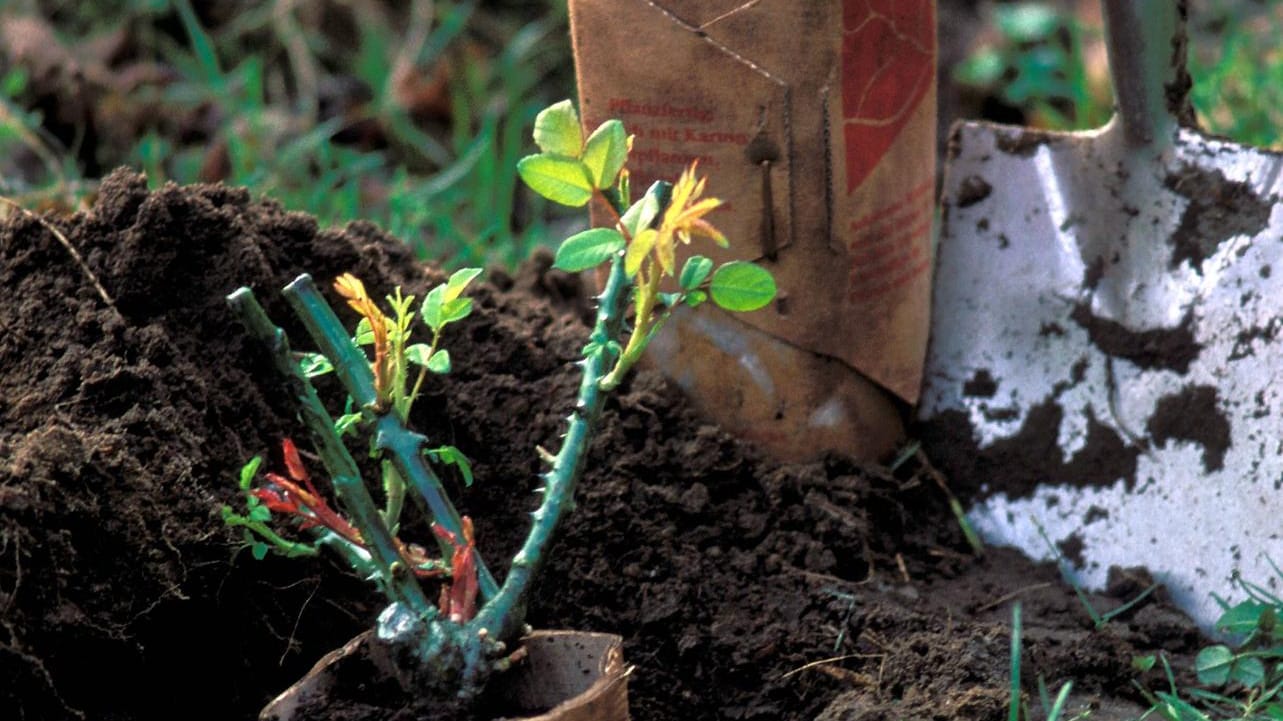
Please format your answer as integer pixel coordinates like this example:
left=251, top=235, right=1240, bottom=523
left=516, top=100, right=777, bottom=390
left=327, top=268, right=482, bottom=486
left=1195, top=599, right=1279, bottom=690
left=516, top=100, right=627, bottom=207
left=221, top=455, right=317, bottom=561
left=302, top=268, right=481, bottom=422
left=231, top=270, right=483, bottom=562
left=1188, top=584, right=1283, bottom=721
left=1139, top=573, right=1283, bottom=721
left=517, top=100, right=775, bottom=314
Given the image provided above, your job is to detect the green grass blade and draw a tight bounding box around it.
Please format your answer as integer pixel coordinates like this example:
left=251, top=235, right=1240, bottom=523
left=1010, top=602, right=1022, bottom=721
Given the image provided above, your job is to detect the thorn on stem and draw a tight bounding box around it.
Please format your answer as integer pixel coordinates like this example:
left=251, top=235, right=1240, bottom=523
left=536, top=445, right=557, bottom=466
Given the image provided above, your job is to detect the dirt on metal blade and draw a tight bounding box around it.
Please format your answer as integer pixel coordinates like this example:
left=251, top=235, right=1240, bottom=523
left=918, top=0, right=1283, bottom=630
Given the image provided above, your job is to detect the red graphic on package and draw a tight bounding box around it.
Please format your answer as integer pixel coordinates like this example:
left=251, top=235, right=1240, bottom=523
left=841, top=0, right=935, bottom=192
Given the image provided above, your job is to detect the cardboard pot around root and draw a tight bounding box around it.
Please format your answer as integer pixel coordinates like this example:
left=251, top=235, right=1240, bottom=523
left=260, top=630, right=631, bottom=721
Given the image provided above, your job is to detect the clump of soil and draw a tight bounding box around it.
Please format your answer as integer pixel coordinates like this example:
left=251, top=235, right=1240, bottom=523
left=1, top=170, right=1202, bottom=720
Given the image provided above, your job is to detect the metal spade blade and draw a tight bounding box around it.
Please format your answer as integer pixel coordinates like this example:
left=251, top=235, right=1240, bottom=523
left=919, top=0, right=1283, bottom=628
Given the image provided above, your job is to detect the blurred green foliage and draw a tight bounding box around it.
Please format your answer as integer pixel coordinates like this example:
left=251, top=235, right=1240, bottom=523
left=954, top=2, right=1109, bottom=130
left=0, top=0, right=573, bottom=268
left=1187, top=1, right=1283, bottom=149
left=955, top=0, right=1283, bottom=148
left=5, top=1, right=1281, bottom=271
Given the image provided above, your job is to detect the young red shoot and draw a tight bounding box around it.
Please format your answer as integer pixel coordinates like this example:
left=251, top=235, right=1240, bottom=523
left=434, top=517, right=480, bottom=623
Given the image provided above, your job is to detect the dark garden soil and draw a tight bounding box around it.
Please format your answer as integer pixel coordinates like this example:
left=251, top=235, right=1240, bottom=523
left=1, top=171, right=1204, bottom=721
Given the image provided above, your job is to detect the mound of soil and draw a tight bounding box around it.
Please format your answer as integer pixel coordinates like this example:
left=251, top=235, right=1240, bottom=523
left=1, top=170, right=1202, bottom=720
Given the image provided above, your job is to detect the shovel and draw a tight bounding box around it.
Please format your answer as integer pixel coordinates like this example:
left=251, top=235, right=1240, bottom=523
left=918, top=0, right=1283, bottom=629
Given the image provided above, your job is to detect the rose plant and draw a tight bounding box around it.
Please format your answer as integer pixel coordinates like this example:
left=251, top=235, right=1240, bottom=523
left=223, top=99, right=777, bottom=704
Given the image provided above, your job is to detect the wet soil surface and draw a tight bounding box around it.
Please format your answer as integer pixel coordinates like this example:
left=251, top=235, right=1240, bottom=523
left=2, top=171, right=1202, bottom=720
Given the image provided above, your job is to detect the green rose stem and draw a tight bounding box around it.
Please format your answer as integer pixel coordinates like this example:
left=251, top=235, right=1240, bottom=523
left=226, top=287, right=436, bottom=618
left=596, top=181, right=670, bottom=392
left=475, top=246, right=630, bottom=642
left=281, top=274, right=499, bottom=601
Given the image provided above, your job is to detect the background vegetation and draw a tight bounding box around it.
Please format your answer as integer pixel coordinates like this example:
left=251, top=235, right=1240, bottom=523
left=0, top=0, right=1278, bottom=271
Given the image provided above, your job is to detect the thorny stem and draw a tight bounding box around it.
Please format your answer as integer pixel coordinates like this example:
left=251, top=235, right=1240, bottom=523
left=226, top=288, right=436, bottom=618
left=474, top=230, right=631, bottom=643
left=282, top=275, right=499, bottom=601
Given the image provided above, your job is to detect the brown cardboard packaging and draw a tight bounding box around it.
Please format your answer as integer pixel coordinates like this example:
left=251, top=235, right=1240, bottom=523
left=569, top=1, right=936, bottom=462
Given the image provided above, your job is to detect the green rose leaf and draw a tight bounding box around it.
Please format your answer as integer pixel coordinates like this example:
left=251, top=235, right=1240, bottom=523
left=1195, top=645, right=1235, bottom=686
left=581, top=120, right=628, bottom=189
left=334, top=412, right=363, bottom=437
left=406, top=343, right=433, bottom=367
left=709, top=261, right=777, bottom=312
left=419, top=269, right=478, bottom=333
left=421, top=286, right=445, bottom=332
left=445, top=267, right=482, bottom=301
left=440, top=297, right=472, bottom=326
left=518, top=154, right=594, bottom=207
left=298, top=352, right=334, bottom=378
left=355, top=316, right=375, bottom=345
left=251, top=542, right=270, bottom=561
left=248, top=504, right=271, bottom=522
left=679, top=255, right=714, bottom=291
left=428, top=444, right=474, bottom=487
left=685, top=289, right=708, bottom=307
left=554, top=228, right=625, bottom=272
left=427, top=349, right=451, bottom=374
left=420, top=286, right=477, bottom=330
left=532, top=100, right=582, bottom=157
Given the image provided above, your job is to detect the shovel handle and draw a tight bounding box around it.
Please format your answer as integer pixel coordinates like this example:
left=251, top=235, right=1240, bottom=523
left=1101, top=0, right=1192, bottom=147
